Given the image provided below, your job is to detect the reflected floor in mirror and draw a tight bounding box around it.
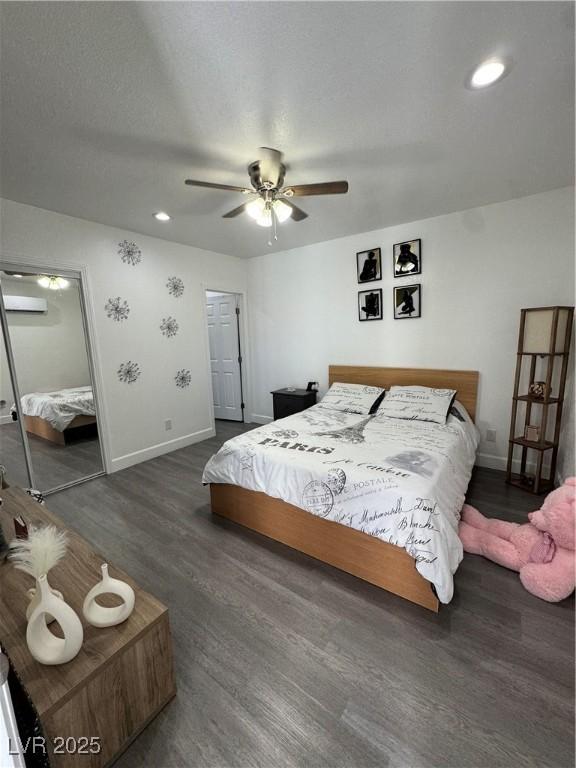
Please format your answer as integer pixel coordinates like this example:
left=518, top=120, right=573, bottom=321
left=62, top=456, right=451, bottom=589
left=0, top=421, right=29, bottom=488
left=0, top=421, right=102, bottom=491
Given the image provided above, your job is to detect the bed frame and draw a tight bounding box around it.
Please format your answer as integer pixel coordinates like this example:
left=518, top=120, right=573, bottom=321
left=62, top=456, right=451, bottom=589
left=210, top=365, right=479, bottom=612
left=24, top=414, right=97, bottom=446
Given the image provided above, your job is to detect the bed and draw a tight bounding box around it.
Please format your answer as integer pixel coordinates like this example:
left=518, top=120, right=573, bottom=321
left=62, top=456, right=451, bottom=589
left=11, top=386, right=97, bottom=446
left=203, top=366, right=479, bottom=611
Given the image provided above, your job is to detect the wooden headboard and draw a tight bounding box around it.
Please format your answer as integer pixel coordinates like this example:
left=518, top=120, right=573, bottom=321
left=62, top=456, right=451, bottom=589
left=328, top=365, right=479, bottom=422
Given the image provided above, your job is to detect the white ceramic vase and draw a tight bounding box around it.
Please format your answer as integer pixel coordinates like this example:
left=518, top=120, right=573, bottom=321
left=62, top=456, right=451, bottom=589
left=26, top=577, right=63, bottom=624
left=26, top=574, right=84, bottom=665
left=82, top=563, right=135, bottom=628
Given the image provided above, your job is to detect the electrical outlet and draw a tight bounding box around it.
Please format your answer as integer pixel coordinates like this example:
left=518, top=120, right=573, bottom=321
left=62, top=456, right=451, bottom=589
left=486, top=429, right=496, bottom=442
left=165, top=419, right=172, bottom=431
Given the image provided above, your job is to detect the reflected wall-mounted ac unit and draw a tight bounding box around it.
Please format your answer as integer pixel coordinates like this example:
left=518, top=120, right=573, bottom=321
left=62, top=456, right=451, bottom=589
left=4, top=296, right=47, bottom=313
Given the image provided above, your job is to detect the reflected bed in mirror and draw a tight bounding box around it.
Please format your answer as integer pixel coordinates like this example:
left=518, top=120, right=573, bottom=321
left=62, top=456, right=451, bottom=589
left=12, top=386, right=97, bottom=446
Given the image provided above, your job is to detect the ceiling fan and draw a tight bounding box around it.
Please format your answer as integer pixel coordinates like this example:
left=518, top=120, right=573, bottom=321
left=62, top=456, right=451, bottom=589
left=185, top=147, right=348, bottom=241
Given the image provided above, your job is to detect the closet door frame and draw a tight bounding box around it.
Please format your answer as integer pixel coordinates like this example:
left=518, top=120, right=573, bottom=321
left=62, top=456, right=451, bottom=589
left=0, top=255, right=111, bottom=492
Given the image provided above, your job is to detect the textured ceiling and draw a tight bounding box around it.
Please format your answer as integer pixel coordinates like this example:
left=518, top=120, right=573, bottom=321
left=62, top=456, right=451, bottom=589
left=0, top=2, right=573, bottom=258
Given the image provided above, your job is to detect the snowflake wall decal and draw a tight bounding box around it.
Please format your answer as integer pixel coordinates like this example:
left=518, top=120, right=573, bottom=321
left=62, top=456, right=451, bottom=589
left=160, top=316, right=179, bottom=338
left=105, top=297, right=130, bottom=322
left=117, top=361, right=141, bottom=384
left=175, top=369, right=192, bottom=388
left=118, top=240, right=142, bottom=266
left=166, top=276, right=184, bottom=298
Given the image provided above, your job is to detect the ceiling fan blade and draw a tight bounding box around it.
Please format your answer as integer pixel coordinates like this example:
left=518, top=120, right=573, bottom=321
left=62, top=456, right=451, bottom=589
left=185, top=179, right=250, bottom=193
left=222, top=202, right=250, bottom=218
left=258, top=147, right=283, bottom=187
left=282, top=181, right=349, bottom=197
left=280, top=198, right=308, bottom=221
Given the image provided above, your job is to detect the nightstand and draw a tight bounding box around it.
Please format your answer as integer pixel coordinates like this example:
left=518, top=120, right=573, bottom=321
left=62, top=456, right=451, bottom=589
left=271, top=388, right=317, bottom=420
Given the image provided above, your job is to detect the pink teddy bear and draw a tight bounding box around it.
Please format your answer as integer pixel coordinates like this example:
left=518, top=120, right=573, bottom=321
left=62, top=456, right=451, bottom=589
left=459, top=477, right=576, bottom=602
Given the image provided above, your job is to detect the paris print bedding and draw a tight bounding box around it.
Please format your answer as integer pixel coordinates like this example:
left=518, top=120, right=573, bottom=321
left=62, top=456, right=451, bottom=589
left=202, top=402, right=479, bottom=602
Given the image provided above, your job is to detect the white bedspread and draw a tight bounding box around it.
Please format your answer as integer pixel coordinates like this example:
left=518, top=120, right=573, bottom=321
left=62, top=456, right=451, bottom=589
left=203, top=402, right=479, bottom=603
left=13, top=386, right=95, bottom=431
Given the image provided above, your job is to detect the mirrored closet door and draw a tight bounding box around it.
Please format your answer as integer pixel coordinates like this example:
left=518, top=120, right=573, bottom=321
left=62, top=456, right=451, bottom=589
left=0, top=265, right=104, bottom=494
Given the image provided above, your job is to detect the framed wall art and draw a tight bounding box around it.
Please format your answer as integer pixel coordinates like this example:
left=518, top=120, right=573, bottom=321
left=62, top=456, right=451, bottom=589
left=358, top=288, right=383, bottom=321
left=393, top=239, right=421, bottom=277
left=356, top=248, right=381, bottom=283
left=393, top=284, right=421, bottom=319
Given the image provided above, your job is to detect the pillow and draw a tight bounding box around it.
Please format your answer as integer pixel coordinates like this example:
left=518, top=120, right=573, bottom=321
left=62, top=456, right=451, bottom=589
left=318, top=382, right=385, bottom=415
left=448, top=401, right=468, bottom=423
left=376, top=385, right=456, bottom=424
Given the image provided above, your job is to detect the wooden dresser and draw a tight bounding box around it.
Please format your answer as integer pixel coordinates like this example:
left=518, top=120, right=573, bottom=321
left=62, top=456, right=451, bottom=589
left=0, top=487, right=176, bottom=767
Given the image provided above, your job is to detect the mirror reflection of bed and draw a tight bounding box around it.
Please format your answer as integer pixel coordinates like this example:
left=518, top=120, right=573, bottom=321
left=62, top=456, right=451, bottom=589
left=11, top=385, right=101, bottom=487
left=0, top=270, right=104, bottom=493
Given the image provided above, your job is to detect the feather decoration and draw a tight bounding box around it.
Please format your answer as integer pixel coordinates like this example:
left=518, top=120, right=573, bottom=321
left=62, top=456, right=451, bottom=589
left=9, top=525, right=68, bottom=578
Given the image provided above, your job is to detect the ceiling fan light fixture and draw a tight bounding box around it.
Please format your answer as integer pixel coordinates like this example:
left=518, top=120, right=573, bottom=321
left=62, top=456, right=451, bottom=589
left=38, top=275, right=69, bottom=290
left=245, top=198, right=266, bottom=221
left=187, top=148, right=347, bottom=233
left=273, top=199, right=292, bottom=223
left=255, top=206, right=273, bottom=228
left=246, top=197, right=292, bottom=227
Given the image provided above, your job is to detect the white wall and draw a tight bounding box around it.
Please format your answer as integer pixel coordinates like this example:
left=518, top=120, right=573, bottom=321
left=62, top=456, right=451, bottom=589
left=247, top=187, right=575, bottom=474
left=0, top=198, right=247, bottom=472
left=2, top=189, right=573, bottom=480
left=0, top=277, right=91, bottom=406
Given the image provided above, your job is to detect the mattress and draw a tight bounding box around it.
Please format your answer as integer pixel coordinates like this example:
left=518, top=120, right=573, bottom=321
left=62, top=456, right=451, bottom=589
left=12, top=386, right=95, bottom=432
left=203, top=402, right=479, bottom=603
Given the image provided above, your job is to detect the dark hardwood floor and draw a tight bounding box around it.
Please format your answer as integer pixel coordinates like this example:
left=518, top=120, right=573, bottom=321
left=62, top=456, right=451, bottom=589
left=43, top=420, right=574, bottom=768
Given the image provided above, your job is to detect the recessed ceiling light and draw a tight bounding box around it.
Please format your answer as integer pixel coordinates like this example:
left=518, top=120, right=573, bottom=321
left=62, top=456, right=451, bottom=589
left=12, top=274, right=23, bottom=278
left=469, top=58, right=507, bottom=89
left=153, top=211, right=171, bottom=222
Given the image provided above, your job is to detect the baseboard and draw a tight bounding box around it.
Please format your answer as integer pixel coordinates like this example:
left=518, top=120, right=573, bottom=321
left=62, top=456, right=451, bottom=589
left=110, top=427, right=215, bottom=473
left=0, top=414, right=14, bottom=426
left=476, top=452, right=508, bottom=471
left=249, top=413, right=273, bottom=425
left=476, top=451, right=540, bottom=474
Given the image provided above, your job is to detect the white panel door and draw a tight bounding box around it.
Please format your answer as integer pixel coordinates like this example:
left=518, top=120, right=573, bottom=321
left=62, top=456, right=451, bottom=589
left=206, top=294, right=243, bottom=421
